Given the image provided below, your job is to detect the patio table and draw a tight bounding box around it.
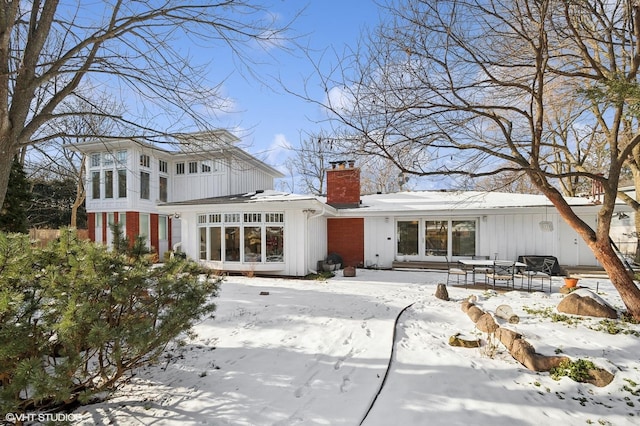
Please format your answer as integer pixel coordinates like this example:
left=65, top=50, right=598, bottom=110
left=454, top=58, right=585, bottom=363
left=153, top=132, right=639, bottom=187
left=458, top=259, right=527, bottom=285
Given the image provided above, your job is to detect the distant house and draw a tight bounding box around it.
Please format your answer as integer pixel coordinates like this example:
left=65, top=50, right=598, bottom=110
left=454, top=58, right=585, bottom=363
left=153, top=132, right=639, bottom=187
left=159, top=160, right=632, bottom=276
left=71, top=131, right=283, bottom=258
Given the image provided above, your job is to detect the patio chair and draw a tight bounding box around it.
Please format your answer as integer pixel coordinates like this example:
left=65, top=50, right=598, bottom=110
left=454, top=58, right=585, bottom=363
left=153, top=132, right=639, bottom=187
left=521, top=257, right=555, bottom=293
left=471, top=255, right=491, bottom=284
left=446, top=256, right=468, bottom=286
left=486, top=260, right=516, bottom=290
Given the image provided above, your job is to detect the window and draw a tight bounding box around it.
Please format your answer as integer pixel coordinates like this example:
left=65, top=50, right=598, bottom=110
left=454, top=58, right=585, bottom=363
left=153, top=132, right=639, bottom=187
left=159, top=216, right=168, bottom=240
left=265, top=213, right=284, bottom=223
left=225, top=213, right=240, bottom=223
left=188, top=161, right=198, bottom=174
left=197, top=211, right=285, bottom=264
left=91, top=153, right=101, bottom=168
left=103, top=153, right=114, bottom=166
left=159, top=159, right=168, bottom=173
left=104, top=170, right=113, bottom=199
left=209, top=227, right=222, bottom=261
left=199, top=228, right=207, bottom=260
left=140, top=154, right=150, bottom=168
left=118, top=169, right=127, bottom=198
left=92, top=171, right=101, bottom=199
left=452, top=220, right=476, bottom=256
left=140, top=171, right=150, bottom=199
left=244, top=226, right=262, bottom=262
left=139, top=214, right=150, bottom=242
left=397, top=220, right=419, bottom=256
left=266, top=226, right=284, bottom=262
left=176, top=162, right=185, bottom=175
left=159, top=176, right=168, bottom=202
left=244, top=213, right=262, bottom=223
left=225, top=227, right=240, bottom=261
left=117, top=150, right=127, bottom=166
left=425, top=220, right=448, bottom=256
left=201, top=160, right=212, bottom=173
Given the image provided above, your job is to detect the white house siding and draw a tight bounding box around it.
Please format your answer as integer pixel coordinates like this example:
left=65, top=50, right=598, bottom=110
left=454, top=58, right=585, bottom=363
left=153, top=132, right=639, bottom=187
left=306, top=214, right=328, bottom=274
left=363, top=217, right=395, bottom=269
left=352, top=207, right=600, bottom=268
left=164, top=199, right=326, bottom=276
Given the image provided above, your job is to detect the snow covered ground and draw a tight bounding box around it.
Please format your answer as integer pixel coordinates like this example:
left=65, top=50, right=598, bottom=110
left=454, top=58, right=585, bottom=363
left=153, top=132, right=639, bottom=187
left=76, top=269, right=640, bottom=425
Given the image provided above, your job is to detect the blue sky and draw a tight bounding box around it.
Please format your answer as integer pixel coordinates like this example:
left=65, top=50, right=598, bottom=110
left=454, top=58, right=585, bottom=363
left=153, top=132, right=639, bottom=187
left=208, top=0, right=383, bottom=173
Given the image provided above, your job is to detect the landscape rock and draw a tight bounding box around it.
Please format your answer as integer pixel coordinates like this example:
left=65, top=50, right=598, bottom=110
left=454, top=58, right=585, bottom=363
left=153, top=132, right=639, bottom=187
left=435, top=283, right=449, bottom=301
left=495, top=304, right=519, bottom=323
left=475, top=313, right=499, bottom=333
left=557, top=288, right=618, bottom=319
left=448, top=334, right=481, bottom=348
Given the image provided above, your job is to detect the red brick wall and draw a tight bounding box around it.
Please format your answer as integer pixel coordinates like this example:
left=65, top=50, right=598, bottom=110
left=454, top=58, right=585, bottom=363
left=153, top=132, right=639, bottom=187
left=327, top=218, right=364, bottom=268
left=101, top=212, right=107, bottom=243
left=88, top=213, right=96, bottom=241
left=126, top=211, right=140, bottom=247
left=327, top=167, right=360, bottom=208
left=150, top=213, right=159, bottom=253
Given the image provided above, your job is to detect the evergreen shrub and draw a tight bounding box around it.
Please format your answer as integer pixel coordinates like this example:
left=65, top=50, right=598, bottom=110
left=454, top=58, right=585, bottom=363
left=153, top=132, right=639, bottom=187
left=0, top=229, right=220, bottom=413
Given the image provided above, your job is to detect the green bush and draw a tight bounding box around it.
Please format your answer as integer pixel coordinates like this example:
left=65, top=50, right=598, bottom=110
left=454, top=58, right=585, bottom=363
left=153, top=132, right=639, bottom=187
left=0, top=229, right=220, bottom=414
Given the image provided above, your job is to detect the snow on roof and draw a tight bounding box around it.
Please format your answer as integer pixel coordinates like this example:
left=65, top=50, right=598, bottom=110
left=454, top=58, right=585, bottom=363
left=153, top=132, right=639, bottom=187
left=161, top=189, right=319, bottom=206
left=348, top=190, right=596, bottom=213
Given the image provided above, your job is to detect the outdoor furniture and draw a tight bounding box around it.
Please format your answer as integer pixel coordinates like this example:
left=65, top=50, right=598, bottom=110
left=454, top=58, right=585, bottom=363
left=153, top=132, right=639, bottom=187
left=485, top=260, right=517, bottom=290
left=519, top=257, right=555, bottom=293
left=471, top=255, right=491, bottom=283
left=446, top=256, right=468, bottom=286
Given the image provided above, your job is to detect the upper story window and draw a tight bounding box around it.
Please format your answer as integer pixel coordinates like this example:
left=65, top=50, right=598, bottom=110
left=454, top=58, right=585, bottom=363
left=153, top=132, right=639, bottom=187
left=188, top=161, right=198, bottom=174
left=117, top=150, right=127, bottom=166
left=103, top=153, right=114, bottom=166
left=90, top=153, right=101, bottom=168
left=159, top=159, right=168, bottom=174
left=140, top=171, right=150, bottom=199
left=176, top=162, right=185, bottom=175
left=201, top=160, right=212, bottom=173
left=140, top=154, right=150, bottom=168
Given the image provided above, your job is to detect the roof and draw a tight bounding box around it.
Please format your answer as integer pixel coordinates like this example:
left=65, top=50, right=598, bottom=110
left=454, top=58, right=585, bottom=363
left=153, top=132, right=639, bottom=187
left=340, top=190, right=599, bottom=213
left=160, top=190, right=320, bottom=207
left=67, top=131, right=284, bottom=178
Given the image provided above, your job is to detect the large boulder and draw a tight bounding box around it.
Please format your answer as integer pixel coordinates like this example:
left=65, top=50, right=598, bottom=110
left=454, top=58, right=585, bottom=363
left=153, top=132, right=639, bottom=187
left=557, top=288, right=618, bottom=319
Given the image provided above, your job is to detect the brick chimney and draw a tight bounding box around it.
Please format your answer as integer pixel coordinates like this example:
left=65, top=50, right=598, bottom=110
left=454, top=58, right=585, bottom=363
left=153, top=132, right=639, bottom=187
left=327, top=160, right=360, bottom=208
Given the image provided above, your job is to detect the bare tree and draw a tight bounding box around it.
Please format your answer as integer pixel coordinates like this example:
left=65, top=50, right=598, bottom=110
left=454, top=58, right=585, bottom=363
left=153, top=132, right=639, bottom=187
left=26, top=94, right=125, bottom=227
left=0, top=0, right=295, bottom=208
left=306, top=0, right=640, bottom=319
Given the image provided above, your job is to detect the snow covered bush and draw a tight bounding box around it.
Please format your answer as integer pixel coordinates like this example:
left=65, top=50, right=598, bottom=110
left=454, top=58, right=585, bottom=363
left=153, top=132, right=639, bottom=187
left=0, top=229, right=220, bottom=414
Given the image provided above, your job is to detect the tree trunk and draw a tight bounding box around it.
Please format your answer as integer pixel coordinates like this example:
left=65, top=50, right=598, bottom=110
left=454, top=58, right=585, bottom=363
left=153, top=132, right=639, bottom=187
left=0, top=146, right=15, bottom=209
left=593, top=239, right=640, bottom=320
left=70, top=156, right=86, bottom=228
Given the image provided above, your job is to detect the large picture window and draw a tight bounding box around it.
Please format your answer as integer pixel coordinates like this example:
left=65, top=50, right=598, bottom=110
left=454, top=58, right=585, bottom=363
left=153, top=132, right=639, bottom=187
left=396, top=218, right=477, bottom=259
left=197, top=211, right=285, bottom=264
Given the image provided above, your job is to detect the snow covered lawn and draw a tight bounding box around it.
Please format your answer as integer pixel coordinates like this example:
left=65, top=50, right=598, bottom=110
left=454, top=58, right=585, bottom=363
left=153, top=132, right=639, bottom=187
left=76, top=269, right=640, bottom=425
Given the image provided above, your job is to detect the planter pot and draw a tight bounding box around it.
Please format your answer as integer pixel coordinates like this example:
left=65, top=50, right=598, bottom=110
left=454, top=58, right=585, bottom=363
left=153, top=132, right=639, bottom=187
left=564, top=277, right=579, bottom=288
left=343, top=266, right=356, bottom=277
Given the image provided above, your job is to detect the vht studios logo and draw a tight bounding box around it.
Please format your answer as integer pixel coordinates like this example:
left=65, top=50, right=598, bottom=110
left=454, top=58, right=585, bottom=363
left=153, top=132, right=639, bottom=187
left=5, top=412, right=82, bottom=423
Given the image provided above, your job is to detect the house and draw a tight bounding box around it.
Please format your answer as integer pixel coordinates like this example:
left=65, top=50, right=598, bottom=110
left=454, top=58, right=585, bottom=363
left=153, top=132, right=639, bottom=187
left=71, top=130, right=283, bottom=258
left=159, top=160, right=631, bottom=276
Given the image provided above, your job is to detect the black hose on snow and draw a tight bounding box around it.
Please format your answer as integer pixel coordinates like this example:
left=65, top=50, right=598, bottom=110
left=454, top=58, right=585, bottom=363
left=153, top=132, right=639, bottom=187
left=359, top=301, right=416, bottom=426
